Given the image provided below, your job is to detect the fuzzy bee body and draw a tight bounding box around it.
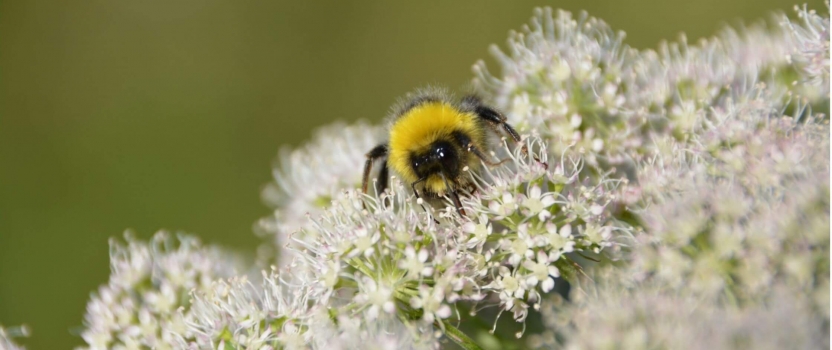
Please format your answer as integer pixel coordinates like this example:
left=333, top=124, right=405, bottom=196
left=362, top=89, right=521, bottom=214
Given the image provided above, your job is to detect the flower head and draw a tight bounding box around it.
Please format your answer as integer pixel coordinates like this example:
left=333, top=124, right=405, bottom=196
left=78, top=232, right=242, bottom=350
left=176, top=268, right=319, bottom=348
left=284, top=135, right=629, bottom=340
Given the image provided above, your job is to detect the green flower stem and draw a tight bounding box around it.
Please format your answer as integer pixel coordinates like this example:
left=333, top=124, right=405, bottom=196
left=438, top=319, right=484, bottom=350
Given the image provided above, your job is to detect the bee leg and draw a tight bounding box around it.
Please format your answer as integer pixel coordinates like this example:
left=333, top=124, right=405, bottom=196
left=468, top=102, right=522, bottom=143
left=376, top=163, right=389, bottom=195
left=374, top=164, right=393, bottom=207
left=463, top=182, right=478, bottom=196
left=362, top=144, right=388, bottom=194
left=410, top=176, right=428, bottom=199
left=439, top=172, right=466, bottom=216
left=469, top=144, right=510, bottom=167
left=450, top=190, right=466, bottom=216
left=477, top=106, right=531, bottom=156
left=410, top=177, right=438, bottom=221
left=452, top=131, right=509, bottom=167
left=465, top=99, right=537, bottom=159
left=465, top=98, right=547, bottom=168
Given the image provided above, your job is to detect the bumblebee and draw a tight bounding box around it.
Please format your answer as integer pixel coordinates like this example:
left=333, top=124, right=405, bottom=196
left=361, top=89, right=521, bottom=214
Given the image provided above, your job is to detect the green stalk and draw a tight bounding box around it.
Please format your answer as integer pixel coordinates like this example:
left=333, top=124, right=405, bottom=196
left=438, top=319, right=484, bottom=350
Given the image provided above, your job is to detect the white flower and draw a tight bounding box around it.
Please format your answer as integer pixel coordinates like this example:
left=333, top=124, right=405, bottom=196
left=399, top=246, right=433, bottom=279
left=501, top=224, right=534, bottom=266
left=351, top=227, right=379, bottom=258
left=356, top=277, right=396, bottom=319
left=523, top=251, right=560, bottom=293
left=320, top=260, right=341, bottom=288
left=522, top=185, right=556, bottom=220
left=509, top=299, right=530, bottom=323
left=409, top=286, right=451, bottom=323
left=489, top=192, right=518, bottom=218
left=462, top=215, right=492, bottom=250
left=581, top=222, right=611, bottom=245
left=0, top=325, right=29, bottom=350
left=545, top=223, right=575, bottom=260
left=487, top=267, right=527, bottom=307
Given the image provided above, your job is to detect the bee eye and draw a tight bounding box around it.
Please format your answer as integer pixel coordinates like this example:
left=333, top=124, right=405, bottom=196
left=434, top=144, right=449, bottom=158
left=411, top=155, right=428, bottom=176
left=432, top=142, right=458, bottom=171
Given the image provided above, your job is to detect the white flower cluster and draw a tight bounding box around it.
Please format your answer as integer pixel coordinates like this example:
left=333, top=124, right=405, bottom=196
left=473, top=7, right=825, bottom=178
left=630, top=97, right=830, bottom=306
left=540, top=92, right=830, bottom=349
left=138, top=136, right=626, bottom=349
left=473, top=8, right=638, bottom=171
left=0, top=325, right=28, bottom=350
left=507, top=5, right=830, bottom=349
left=783, top=4, right=831, bottom=96
left=78, top=232, right=241, bottom=350
left=170, top=267, right=437, bottom=349
left=532, top=281, right=828, bottom=350
left=257, top=122, right=384, bottom=264
left=287, top=136, right=627, bottom=341
left=173, top=269, right=316, bottom=348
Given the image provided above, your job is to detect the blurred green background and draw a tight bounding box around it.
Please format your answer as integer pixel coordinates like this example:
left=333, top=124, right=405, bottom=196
left=0, top=0, right=822, bottom=347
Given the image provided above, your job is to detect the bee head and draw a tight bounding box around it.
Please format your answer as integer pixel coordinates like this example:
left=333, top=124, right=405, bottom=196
left=411, top=140, right=460, bottom=179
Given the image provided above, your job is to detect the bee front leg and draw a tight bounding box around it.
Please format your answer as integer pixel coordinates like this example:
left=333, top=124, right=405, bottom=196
left=452, top=130, right=508, bottom=167
left=362, top=144, right=388, bottom=195
left=410, top=176, right=428, bottom=199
